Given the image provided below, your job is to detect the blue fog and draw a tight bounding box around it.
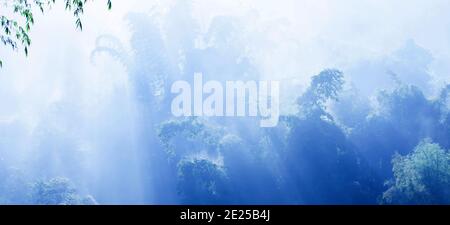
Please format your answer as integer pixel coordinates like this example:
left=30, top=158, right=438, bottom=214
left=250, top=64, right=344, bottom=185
left=0, top=0, right=450, bottom=204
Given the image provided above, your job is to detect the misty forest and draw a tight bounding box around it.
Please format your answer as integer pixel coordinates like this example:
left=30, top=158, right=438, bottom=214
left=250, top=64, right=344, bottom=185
left=1, top=0, right=450, bottom=205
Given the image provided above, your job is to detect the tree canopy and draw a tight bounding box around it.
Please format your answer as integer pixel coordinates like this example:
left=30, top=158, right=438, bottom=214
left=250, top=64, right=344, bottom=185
left=298, top=69, right=344, bottom=118
left=382, top=140, right=450, bottom=204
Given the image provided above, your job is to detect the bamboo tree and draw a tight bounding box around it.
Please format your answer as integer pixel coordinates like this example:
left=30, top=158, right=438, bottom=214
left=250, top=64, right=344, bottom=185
left=0, top=0, right=112, bottom=67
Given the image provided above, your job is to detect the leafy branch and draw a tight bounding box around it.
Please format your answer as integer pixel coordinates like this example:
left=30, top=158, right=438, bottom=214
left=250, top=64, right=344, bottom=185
left=0, top=0, right=112, bottom=67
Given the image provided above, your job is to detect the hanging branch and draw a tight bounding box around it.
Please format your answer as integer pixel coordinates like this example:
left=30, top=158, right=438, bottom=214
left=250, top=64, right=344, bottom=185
left=0, top=0, right=112, bottom=67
